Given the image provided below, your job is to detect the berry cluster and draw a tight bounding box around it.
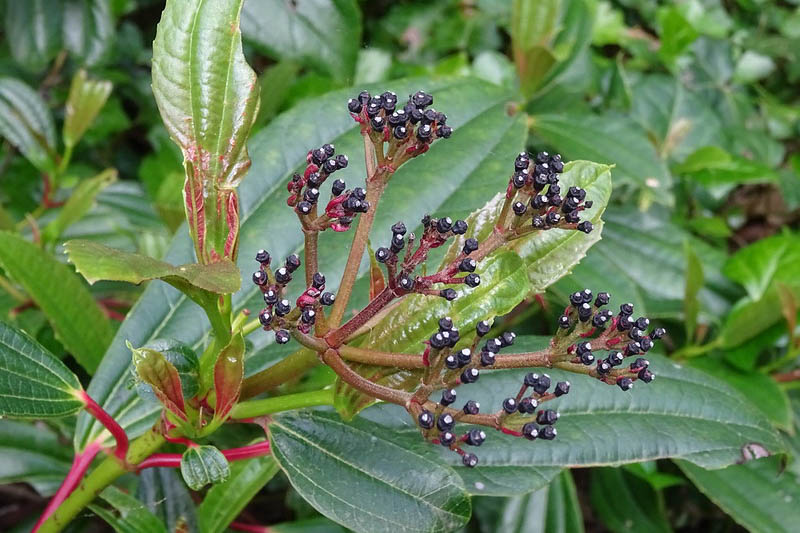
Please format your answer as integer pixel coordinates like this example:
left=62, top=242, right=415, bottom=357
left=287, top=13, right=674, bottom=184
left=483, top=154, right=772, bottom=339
left=410, top=317, right=570, bottom=467
left=347, top=90, right=451, bottom=169
left=374, top=216, right=479, bottom=299
left=556, top=289, right=664, bottom=389
left=251, top=251, right=335, bottom=342
left=505, top=151, right=594, bottom=234
left=287, top=144, right=366, bottom=232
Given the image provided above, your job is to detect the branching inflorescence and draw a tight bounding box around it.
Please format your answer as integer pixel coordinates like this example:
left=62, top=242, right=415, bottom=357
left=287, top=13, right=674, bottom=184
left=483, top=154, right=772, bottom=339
left=247, top=89, right=666, bottom=467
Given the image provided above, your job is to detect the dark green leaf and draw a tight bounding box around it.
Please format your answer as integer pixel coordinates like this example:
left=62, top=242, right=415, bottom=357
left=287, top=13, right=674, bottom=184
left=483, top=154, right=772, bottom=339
left=241, top=0, right=362, bottom=82
left=152, top=0, right=259, bottom=262
left=137, top=468, right=198, bottom=533
left=4, top=0, right=62, bottom=71
left=673, top=146, right=779, bottom=186
left=553, top=207, right=734, bottom=321
left=678, top=457, right=800, bottom=533
left=65, top=239, right=241, bottom=295
left=91, top=485, right=169, bottom=533
left=0, top=231, right=113, bottom=373
left=63, top=0, right=114, bottom=66
left=591, top=468, right=671, bottom=533
left=181, top=445, right=230, bottom=491
left=362, top=335, right=784, bottom=495
left=531, top=113, right=672, bottom=198
left=62, top=69, right=113, bottom=149
left=0, top=320, right=84, bottom=418
left=0, top=77, right=57, bottom=173
left=630, top=76, right=721, bottom=161
left=0, top=420, right=72, bottom=495
left=495, top=470, right=583, bottom=533
left=689, top=357, right=792, bottom=431
left=42, top=169, right=117, bottom=245
left=270, top=518, right=348, bottom=533
left=269, top=411, right=472, bottom=533
left=197, top=455, right=280, bottom=533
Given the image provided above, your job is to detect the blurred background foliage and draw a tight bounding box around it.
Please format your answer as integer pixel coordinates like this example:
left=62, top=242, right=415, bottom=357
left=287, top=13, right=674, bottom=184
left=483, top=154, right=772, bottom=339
left=0, top=0, right=799, bottom=531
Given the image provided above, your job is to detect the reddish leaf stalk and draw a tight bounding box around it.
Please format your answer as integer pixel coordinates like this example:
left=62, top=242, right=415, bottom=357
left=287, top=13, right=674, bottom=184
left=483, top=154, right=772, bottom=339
left=32, top=440, right=102, bottom=532
left=137, top=441, right=271, bottom=471
left=230, top=521, right=272, bottom=533
left=80, top=391, right=129, bottom=462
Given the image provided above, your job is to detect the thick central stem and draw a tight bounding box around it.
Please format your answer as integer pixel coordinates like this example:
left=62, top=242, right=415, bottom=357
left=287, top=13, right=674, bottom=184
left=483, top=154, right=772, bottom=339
left=328, top=135, right=387, bottom=327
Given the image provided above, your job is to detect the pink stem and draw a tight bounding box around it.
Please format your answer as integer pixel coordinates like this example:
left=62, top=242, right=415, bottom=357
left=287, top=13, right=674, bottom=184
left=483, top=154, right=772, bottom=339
left=137, top=441, right=271, bottom=471
left=221, top=441, right=271, bottom=461
left=137, top=453, right=182, bottom=470
left=230, top=521, right=271, bottom=533
left=32, top=441, right=102, bottom=532
left=80, top=391, right=129, bottom=462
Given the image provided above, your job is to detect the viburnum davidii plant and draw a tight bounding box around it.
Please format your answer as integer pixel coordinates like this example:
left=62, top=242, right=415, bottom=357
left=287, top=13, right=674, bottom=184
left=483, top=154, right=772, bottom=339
left=0, top=2, right=787, bottom=533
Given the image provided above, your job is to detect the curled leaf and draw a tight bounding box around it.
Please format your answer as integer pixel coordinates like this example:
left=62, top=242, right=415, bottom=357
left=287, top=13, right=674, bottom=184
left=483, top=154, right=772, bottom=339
left=181, top=445, right=230, bottom=491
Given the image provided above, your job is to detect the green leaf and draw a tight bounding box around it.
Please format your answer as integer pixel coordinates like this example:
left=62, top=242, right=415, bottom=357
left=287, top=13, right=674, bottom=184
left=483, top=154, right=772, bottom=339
left=197, top=454, right=280, bottom=533
left=181, top=445, right=231, bottom=491
left=91, top=486, right=169, bottom=533
left=630, top=76, right=721, bottom=161
left=719, top=234, right=800, bottom=347
left=42, top=169, right=117, bottom=245
left=241, top=0, right=361, bottom=83
left=63, top=69, right=113, bottom=149
left=64, top=239, right=241, bottom=296
left=674, top=146, right=779, bottom=186
left=361, top=335, right=784, bottom=495
left=531, top=113, right=672, bottom=198
left=0, top=320, right=84, bottom=418
left=74, top=78, right=528, bottom=449
left=591, top=468, right=671, bottom=533
left=3, top=0, right=63, bottom=72
left=544, top=470, right=583, bottom=533
left=512, top=0, right=593, bottom=98
left=152, top=0, right=260, bottom=263
left=138, top=468, right=198, bottom=533
left=657, top=6, right=697, bottom=66
left=0, top=420, right=72, bottom=495
left=678, top=457, right=800, bottom=533
left=0, top=232, right=113, bottom=373
left=553, top=207, right=735, bottom=321
left=269, top=411, right=472, bottom=533
left=212, top=331, right=244, bottom=421
left=270, top=518, right=348, bottom=533
left=734, top=50, right=775, bottom=83
left=684, top=239, right=703, bottom=340
left=0, top=77, right=57, bottom=174
left=496, top=470, right=583, bottom=533
left=689, top=357, right=792, bottom=431
left=63, top=0, right=114, bottom=66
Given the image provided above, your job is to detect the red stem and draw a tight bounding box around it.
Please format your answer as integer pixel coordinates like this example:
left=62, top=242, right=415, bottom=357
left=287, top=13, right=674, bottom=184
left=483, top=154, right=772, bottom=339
left=32, top=441, right=102, bottom=532
left=137, top=453, right=182, bottom=470
left=81, top=391, right=129, bottom=463
left=137, top=441, right=271, bottom=471
left=230, top=521, right=271, bottom=533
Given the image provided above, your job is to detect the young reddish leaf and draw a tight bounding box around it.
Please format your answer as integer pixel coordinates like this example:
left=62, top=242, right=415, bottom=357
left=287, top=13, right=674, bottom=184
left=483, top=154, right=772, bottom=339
left=213, top=332, right=245, bottom=421
left=130, top=342, right=187, bottom=420
left=151, top=0, right=260, bottom=263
